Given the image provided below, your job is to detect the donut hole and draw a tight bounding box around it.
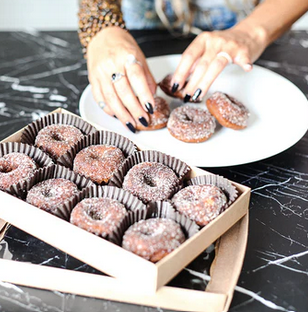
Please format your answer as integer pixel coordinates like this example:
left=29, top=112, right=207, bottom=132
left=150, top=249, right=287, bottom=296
left=140, top=229, right=153, bottom=236
left=143, top=175, right=157, bottom=188
left=51, top=132, right=64, bottom=142
left=41, top=189, right=53, bottom=198
left=87, top=208, right=103, bottom=220
left=182, top=113, right=193, bottom=122
left=0, top=164, right=16, bottom=173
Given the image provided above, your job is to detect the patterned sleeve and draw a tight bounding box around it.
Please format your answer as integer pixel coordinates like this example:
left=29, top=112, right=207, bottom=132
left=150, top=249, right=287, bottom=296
left=78, top=0, right=126, bottom=56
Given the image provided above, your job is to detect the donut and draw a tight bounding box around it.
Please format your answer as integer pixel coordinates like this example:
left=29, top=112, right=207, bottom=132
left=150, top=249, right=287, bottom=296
left=122, top=218, right=186, bottom=262
left=73, top=145, right=125, bottom=184
left=167, top=105, right=216, bottom=143
left=136, top=96, right=170, bottom=131
left=0, top=152, right=37, bottom=190
left=70, top=197, right=127, bottom=237
left=171, top=185, right=227, bottom=226
left=26, top=178, right=79, bottom=214
left=122, top=162, right=179, bottom=203
left=159, top=74, right=201, bottom=103
left=35, top=124, right=84, bottom=159
left=206, top=91, right=249, bottom=130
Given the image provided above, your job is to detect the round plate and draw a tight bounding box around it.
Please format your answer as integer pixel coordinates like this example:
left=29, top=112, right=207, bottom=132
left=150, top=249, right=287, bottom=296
left=79, top=54, right=308, bottom=167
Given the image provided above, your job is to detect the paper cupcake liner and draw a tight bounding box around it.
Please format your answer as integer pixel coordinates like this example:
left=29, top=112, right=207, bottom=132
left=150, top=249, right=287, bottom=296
left=22, top=164, right=95, bottom=220
left=186, top=174, right=238, bottom=207
left=20, top=112, right=97, bottom=146
left=0, top=142, right=54, bottom=197
left=110, top=201, right=199, bottom=252
left=109, top=150, right=191, bottom=196
left=57, top=130, right=137, bottom=170
left=68, top=185, right=147, bottom=239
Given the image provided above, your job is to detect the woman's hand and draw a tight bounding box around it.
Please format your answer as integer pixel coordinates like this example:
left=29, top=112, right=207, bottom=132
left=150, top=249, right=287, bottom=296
left=172, top=25, right=268, bottom=102
left=87, top=26, right=157, bottom=133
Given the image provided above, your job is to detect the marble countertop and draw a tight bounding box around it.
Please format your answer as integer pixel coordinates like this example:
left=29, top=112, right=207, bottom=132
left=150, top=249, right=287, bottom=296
left=0, top=29, right=307, bottom=312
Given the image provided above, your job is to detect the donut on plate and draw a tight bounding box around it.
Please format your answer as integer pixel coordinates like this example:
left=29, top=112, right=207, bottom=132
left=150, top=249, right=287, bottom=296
left=35, top=124, right=83, bottom=159
left=206, top=91, right=249, bottom=130
left=122, top=218, right=186, bottom=262
left=73, top=145, right=125, bottom=184
left=0, top=152, right=37, bottom=190
left=167, top=105, right=216, bottom=143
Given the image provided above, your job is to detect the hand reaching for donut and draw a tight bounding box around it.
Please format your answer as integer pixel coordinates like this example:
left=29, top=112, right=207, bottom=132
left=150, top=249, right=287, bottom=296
left=87, top=26, right=157, bottom=133
left=171, top=24, right=268, bottom=103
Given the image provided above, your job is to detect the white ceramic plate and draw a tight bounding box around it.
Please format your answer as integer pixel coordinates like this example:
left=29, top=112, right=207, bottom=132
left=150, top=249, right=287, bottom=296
left=79, top=54, right=308, bottom=167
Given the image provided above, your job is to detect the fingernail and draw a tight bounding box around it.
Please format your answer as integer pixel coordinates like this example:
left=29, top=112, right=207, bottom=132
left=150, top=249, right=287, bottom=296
left=243, top=63, right=253, bottom=71
left=192, top=88, right=202, bottom=101
left=145, top=102, right=154, bottom=114
left=113, top=115, right=117, bottom=119
left=126, top=122, right=136, bottom=133
left=183, top=94, right=191, bottom=103
left=139, top=116, right=148, bottom=127
left=171, top=83, right=179, bottom=93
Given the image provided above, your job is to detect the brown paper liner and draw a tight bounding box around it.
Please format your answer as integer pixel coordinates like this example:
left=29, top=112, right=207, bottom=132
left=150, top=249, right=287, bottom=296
left=0, top=142, right=54, bottom=197
left=109, top=150, right=191, bottom=197
left=69, top=185, right=147, bottom=239
left=57, top=130, right=137, bottom=171
left=186, top=174, right=238, bottom=207
left=20, top=113, right=97, bottom=161
left=22, top=164, right=95, bottom=220
left=110, top=201, right=199, bottom=249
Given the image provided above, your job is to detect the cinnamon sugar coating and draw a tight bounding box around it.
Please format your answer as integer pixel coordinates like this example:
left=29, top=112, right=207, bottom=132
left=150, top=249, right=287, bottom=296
left=26, top=178, right=79, bottom=214
left=122, top=162, right=179, bottom=203
left=73, top=145, right=125, bottom=184
left=136, top=96, right=170, bottom=131
left=0, top=152, right=37, bottom=190
left=206, top=91, right=249, bottom=129
left=122, top=218, right=186, bottom=262
left=70, top=197, right=127, bottom=237
left=35, top=124, right=83, bottom=159
left=167, top=105, right=216, bottom=143
left=172, top=185, right=227, bottom=226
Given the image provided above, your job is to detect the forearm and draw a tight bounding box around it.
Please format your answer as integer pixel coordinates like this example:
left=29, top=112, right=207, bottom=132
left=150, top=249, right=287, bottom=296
left=234, top=0, right=308, bottom=47
left=78, top=0, right=126, bottom=56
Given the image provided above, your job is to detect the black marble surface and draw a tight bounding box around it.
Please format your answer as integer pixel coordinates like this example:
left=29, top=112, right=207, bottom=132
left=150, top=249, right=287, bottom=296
left=0, top=29, right=308, bottom=312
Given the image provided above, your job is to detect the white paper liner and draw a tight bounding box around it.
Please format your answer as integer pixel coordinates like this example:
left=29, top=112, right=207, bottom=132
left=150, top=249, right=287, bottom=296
left=23, top=164, right=95, bottom=220
left=0, top=142, right=54, bottom=197
left=69, top=185, right=147, bottom=239
left=57, top=130, right=137, bottom=172
left=186, top=174, right=238, bottom=207
left=109, top=150, right=191, bottom=195
left=20, top=112, right=96, bottom=149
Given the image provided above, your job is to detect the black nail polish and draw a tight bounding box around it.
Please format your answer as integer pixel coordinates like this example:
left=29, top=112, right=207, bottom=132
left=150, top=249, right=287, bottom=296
left=113, top=115, right=117, bottom=119
left=192, top=88, right=202, bottom=101
left=126, top=122, right=136, bottom=133
left=139, top=116, right=148, bottom=127
left=171, top=83, right=179, bottom=93
left=145, top=102, right=154, bottom=114
left=183, top=94, right=191, bottom=103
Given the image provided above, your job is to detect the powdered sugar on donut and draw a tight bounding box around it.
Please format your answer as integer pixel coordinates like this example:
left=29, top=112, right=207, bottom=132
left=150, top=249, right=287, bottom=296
left=122, top=162, right=179, bottom=203
left=167, top=105, right=216, bottom=143
left=0, top=152, right=37, bottom=190
left=70, top=197, right=127, bottom=237
left=73, top=145, right=125, bottom=184
left=122, top=218, right=186, bottom=262
left=35, top=124, right=83, bottom=159
left=26, top=178, right=79, bottom=213
left=172, top=185, right=227, bottom=226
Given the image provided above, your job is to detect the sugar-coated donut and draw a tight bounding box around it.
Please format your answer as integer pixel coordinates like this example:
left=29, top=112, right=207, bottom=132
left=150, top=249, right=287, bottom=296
left=159, top=74, right=201, bottom=102
left=172, top=185, right=227, bottom=226
left=206, top=91, right=249, bottom=130
left=136, top=96, right=170, bottom=131
left=0, top=152, right=37, bottom=190
left=122, top=162, right=179, bottom=203
left=26, top=178, right=79, bottom=213
left=167, top=105, right=216, bottom=143
left=122, top=218, right=186, bottom=262
left=73, top=145, right=125, bottom=184
left=70, top=197, right=127, bottom=237
left=35, top=124, right=83, bottom=159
